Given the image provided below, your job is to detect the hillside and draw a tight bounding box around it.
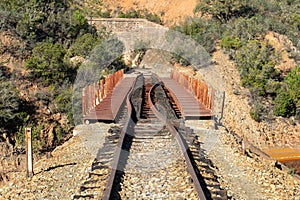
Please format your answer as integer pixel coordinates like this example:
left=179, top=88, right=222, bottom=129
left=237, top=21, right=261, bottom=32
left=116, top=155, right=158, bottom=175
left=91, top=0, right=300, bottom=148
left=101, top=0, right=197, bottom=26
left=0, top=0, right=300, bottom=199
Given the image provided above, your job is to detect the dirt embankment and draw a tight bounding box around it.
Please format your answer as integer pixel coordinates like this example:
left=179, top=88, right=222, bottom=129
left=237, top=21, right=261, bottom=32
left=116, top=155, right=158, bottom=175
left=212, top=46, right=300, bottom=149
left=0, top=32, right=73, bottom=186
left=102, top=0, right=197, bottom=26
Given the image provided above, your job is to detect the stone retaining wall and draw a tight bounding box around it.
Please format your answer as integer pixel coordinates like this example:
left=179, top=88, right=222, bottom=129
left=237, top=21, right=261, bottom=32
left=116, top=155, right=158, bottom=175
left=89, top=18, right=163, bottom=33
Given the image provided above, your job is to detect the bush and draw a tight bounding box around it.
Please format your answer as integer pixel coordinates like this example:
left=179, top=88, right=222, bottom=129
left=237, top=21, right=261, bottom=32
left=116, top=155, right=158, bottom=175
left=118, top=9, right=163, bottom=25
left=235, top=40, right=280, bottom=96
left=54, top=86, right=74, bottom=124
left=220, top=36, right=242, bottom=51
left=194, top=0, right=256, bottom=23
left=223, top=16, right=268, bottom=42
left=274, top=66, right=300, bottom=117
left=250, top=101, right=265, bottom=122
left=0, top=0, right=94, bottom=50
left=144, top=12, right=163, bottom=25
left=67, top=33, right=101, bottom=58
left=0, top=81, right=20, bottom=132
left=284, top=66, right=300, bottom=107
left=274, top=92, right=296, bottom=117
left=90, top=37, right=125, bottom=67
left=118, top=10, right=142, bottom=18
left=25, top=42, right=68, bottom=86
left=174, top=18, right=222, bottom=53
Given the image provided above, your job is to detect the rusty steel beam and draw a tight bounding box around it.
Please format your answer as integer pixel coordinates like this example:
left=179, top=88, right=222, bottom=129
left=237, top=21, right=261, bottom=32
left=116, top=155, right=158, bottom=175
left=171, top=69, right=213, bottom=111
left=101, top=75, right=140, bottom=200
left=148, top=81, right=207, bottom=200
left=82, top=69, right=124, bottom=117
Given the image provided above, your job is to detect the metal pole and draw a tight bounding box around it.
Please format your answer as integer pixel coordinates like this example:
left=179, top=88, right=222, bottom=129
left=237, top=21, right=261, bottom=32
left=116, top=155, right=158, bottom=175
left=25, top=128, right=33, bottom=177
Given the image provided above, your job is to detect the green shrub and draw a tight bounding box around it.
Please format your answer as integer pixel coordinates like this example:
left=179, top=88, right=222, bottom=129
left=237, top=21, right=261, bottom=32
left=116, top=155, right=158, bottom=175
left=223, top=16, right=268, bottom=42
left=90, top=37, right=125, bottom=67
left=54, top=126, right=65, bottom=146
left=250, top=101, right=265, bottom=122
left=274, top=66, right=300, bottom=117
left=235, top=40, right=280, bottom=96
left=54, top=86, right=74, bottom=124
left=25, top=42, right=68, bottom=86
left=144, top=12, right=163, bottom=25
left=118, top=9, right=162, bottom=25
left=0, top=0, right=95, bottom=51
left=67, top=33, right=101, bottom=58
left=118, top=10, right=142, bottom=18
left=174, top=18, right=222, bottom=53
left=220, top=36, right=242, bottom=51
left=194, top=0, right=256, bottom=23
left=0, top=75, right=20, bottom=133
left=284, top=66, right=300, bottom=107
left=274, top=92, right=296, bottom=117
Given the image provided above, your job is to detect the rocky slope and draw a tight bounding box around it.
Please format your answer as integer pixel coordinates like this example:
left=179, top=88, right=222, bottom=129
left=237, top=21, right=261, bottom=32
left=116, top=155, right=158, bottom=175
left=97, top=0, right=197, bottom=26
left=212, top=46, right=300, bottom=149
left=0, top=123, right=112, bottom=199
left=1, top=0, right=300, bottom=198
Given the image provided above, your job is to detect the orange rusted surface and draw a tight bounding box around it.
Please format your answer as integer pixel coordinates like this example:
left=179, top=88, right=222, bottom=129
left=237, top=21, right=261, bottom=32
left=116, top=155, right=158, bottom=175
left=170, top=69, right=214, bottom=110
left=82, top=69, right=124, bottom=116
left=264, top=148, right=300, bottom=162
left=83, top=77, right=136, bottom=121
left=161, top=77, right=212, bottom=119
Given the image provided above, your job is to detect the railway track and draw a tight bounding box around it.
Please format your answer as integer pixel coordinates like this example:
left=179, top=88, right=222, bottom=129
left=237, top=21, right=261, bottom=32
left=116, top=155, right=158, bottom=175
left=107, top=74, right=202, bottom=199
left=74, top=72, right=227, bottom=199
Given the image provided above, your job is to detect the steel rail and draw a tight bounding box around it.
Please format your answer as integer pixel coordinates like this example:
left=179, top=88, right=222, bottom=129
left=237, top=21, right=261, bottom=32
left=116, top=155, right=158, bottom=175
left=102, top=74, right=207, bottom=199
left=148, top=81, right=207, bottom=200
left=101, top=75, right=140, bottom=200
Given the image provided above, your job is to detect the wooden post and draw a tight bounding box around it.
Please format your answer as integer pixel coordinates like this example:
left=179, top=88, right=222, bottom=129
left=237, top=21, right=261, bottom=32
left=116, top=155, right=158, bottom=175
left=219, top=91, right=226, bottom=124
left=25, top=128, right=33, bottom=177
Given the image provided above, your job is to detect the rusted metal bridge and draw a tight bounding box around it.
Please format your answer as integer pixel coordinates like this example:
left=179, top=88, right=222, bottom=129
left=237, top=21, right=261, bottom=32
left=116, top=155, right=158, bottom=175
left=82, top=69, right=214, bottom=123
left=76, top=72, right=227, bottom=199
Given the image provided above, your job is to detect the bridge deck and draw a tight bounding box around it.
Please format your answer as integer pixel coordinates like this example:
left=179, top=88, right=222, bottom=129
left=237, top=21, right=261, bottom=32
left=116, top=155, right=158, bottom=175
left=161, top=78, right=213, bottom=119
left=83, top=77, right=136, bottom=122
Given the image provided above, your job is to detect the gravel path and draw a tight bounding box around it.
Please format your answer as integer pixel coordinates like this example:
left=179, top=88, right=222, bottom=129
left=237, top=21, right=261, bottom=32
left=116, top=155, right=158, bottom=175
left=186, top=120, right=300, bottom=200
left=0, top=123, right=112, bottom=200
left=118, top=124, right=198, bottom=199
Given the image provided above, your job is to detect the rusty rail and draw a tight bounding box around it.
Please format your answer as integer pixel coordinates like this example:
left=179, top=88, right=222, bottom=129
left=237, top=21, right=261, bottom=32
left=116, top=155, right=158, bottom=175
left=102, top=74, right=207, bottom=199
left=148, top=81, right=207, bottom=200
left=82, top=69, right=124, bottom=116
left=170, top=69, right=214, bottom=110
left=101, top=75, right=140, bottom=200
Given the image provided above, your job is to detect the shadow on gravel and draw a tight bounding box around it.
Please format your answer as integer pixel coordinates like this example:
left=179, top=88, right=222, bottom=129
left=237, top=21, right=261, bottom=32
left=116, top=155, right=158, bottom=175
left=36, top=162, right=77, bottom=174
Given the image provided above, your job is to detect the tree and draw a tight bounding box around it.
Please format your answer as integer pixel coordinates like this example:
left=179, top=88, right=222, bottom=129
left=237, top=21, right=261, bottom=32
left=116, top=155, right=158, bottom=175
left=0, top=0, right=94, bottom=50
left=25, top=42, right=67, bottom=85
left=67, top=33, right=101, bottom=58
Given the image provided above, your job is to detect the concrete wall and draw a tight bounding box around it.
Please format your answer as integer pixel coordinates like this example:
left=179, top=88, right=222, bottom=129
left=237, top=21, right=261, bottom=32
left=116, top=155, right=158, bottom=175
left=88, top=18, right=164, bottom=33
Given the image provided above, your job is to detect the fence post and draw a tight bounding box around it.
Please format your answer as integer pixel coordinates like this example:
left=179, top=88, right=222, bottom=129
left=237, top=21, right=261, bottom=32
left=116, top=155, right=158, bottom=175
left=82, top=88, right=86, bottom=115
left=25, top=128, right=33, bottom=177
left=219, top=91, right=225, bottom=124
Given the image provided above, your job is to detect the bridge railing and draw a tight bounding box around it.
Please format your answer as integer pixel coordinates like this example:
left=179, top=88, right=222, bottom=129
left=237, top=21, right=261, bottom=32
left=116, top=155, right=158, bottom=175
left=170, top=69, right=214, bottom=110
left=82, top=69, right=124, bottom=115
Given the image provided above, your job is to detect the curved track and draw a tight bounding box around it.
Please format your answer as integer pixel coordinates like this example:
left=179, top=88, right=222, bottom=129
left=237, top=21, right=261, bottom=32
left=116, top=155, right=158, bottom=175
left=103, top=74, right=209, bottom=199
